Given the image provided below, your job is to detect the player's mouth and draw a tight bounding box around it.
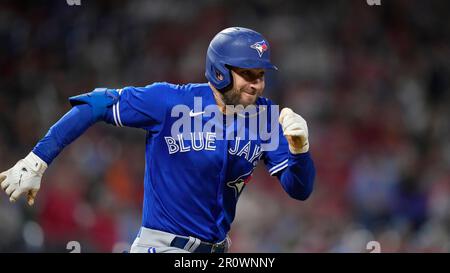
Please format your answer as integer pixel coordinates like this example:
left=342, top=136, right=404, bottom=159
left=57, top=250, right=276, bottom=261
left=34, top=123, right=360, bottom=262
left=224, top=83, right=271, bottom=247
left=241, top=89, right=258, bottom=96
left=240, top=89, right=260, bottom=105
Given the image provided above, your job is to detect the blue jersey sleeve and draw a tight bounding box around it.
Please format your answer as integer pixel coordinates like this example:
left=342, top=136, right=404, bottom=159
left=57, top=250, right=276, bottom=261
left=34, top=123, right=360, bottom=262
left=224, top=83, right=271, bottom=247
left=275, top=151, right=315, bottom=200
left=263, top=123, right=316, bottom=201
left=32, top=82, right=170, bottom=165
left=32, top=104, right=95, bottom=165
left=263, top=124, right=290, bottom=176
left=103, top=82, right=169, bottom=133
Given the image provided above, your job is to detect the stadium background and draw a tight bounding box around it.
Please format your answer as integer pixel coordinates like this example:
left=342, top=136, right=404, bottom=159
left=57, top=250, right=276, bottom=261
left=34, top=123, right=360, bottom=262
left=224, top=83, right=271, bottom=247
left=0, top=0, right=449, bottom=252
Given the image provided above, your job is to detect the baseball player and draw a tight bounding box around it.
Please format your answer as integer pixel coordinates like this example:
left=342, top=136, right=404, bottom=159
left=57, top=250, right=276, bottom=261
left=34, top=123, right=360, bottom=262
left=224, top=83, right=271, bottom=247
left=0, top=27, right=315, bottom=253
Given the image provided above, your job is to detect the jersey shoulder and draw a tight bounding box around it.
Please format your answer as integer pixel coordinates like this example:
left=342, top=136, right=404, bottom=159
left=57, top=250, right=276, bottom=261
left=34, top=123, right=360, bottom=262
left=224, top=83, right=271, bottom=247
left=144, top=82, right=211, bottom=105
left=144, top=82, right=210, bottom=94
left=256, top=96, right=276, bottom=106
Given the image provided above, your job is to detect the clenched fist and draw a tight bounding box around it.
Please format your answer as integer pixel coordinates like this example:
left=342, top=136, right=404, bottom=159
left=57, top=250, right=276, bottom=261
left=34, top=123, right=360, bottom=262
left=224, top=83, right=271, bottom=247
left=279, top=108, right=309, bottom=154
left=0, top=152, right=47, bottom=205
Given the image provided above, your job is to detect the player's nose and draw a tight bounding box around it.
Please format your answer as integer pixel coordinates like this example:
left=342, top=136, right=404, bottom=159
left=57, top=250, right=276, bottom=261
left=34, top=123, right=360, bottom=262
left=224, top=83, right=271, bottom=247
left=249, top=78, right=264, bottom=91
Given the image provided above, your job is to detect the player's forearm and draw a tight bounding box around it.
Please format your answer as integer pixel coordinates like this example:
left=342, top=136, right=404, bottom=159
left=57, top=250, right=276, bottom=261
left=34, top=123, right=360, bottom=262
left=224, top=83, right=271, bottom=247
left=278, top=151, right=315, bottom=201
left=32, top=104, right=96, bottom=165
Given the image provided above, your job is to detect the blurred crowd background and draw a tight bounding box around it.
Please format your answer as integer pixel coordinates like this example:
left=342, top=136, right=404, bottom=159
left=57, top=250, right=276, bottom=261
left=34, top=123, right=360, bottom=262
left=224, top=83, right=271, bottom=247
left=0, top=0, right=449, bottom=252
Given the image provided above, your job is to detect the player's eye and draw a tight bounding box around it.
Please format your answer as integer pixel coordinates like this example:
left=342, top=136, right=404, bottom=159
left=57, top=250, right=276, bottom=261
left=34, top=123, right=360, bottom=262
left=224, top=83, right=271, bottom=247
left=233, top=68, right=264, bottom=82
left=242, top=70, right=257, bottom=79
left=249, top=72, right=265, bottom=81
left=240, top=71, right=251, bottom=77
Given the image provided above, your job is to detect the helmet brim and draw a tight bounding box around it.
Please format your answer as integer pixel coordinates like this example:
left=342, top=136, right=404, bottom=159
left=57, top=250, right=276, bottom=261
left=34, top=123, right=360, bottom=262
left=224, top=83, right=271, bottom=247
left=226, top=58, right=278, bottom=71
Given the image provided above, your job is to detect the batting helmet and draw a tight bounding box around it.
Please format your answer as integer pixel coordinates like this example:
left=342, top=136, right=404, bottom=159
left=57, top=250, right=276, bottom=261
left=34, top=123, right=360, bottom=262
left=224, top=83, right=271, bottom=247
left=205, top=27, right=278, bottom=92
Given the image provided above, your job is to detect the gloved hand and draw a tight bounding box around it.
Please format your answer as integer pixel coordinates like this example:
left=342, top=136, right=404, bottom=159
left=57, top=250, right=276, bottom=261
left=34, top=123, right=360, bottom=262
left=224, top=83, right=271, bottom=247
left=279, top=108, right=309, bottom=154
left=0, top=152, right=47, bottom=205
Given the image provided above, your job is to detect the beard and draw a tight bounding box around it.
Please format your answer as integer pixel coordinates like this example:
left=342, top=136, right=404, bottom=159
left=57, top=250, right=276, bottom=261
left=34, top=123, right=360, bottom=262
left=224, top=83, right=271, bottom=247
left=222, top=87, right=260, bottom=107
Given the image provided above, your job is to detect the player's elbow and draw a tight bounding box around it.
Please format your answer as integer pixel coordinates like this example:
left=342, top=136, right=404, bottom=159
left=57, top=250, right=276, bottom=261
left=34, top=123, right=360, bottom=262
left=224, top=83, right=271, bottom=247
left=281, top=179, right=314, bottom=201
left=288, top=185, right=313, bottom=201
left=281, top=173, right=315, bottom=201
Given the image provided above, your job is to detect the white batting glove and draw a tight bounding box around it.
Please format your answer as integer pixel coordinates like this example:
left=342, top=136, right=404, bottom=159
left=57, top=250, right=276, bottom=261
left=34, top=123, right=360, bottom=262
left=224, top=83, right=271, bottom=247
left=279, top=108, right=309, bottom=154
left=0, top=152, right=47, bottom=205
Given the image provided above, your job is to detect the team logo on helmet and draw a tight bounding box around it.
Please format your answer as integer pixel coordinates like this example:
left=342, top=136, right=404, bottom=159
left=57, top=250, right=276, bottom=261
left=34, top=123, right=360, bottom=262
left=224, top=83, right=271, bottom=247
left=250, top=40, right=268, bottom=58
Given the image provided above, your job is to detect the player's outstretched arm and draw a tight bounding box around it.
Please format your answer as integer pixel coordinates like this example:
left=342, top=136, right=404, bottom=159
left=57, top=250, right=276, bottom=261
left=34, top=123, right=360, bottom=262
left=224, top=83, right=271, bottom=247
left=276, top=108, right=316, bottom=200
left=0, top=88, right=119, bottom=205
left=1, top=84, right=168, bottom=205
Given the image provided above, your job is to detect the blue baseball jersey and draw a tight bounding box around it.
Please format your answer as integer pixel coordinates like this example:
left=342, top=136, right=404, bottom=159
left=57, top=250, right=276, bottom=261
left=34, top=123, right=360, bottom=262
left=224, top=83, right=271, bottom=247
left=33, top=82, right=315, bottom=243
left=103, top=82, right=294, bottom=242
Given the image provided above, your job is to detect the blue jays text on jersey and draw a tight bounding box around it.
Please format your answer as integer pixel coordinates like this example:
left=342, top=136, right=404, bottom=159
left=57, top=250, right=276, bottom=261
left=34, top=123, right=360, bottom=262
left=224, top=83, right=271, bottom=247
left=167, top=96, right=280, bottom=152
left=32, top=82, right=316, bottom=243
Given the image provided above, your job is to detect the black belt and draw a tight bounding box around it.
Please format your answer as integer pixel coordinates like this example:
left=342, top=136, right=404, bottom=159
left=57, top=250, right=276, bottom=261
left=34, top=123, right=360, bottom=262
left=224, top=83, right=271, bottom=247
left=170, top=236, right=228, bottom=253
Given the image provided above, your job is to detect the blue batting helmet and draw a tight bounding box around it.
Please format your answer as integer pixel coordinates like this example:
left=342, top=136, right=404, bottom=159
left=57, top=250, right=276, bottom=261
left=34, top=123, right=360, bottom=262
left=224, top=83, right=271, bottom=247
left=205, top=27, right=278, bottom=91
